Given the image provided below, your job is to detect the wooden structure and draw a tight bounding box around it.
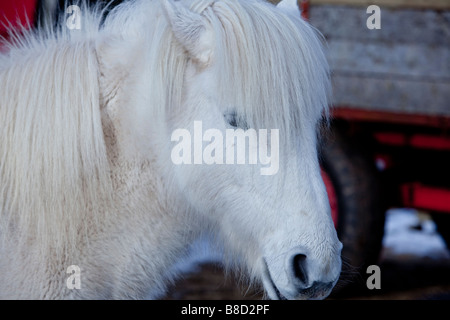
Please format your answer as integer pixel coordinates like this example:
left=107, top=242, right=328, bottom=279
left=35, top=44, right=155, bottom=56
left=308, top=0, right=450, bottom=117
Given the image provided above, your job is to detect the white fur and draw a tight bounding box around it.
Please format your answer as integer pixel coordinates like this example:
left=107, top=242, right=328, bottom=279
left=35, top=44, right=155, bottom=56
left=276, top=0, right=301, bottom=15
left=0, top=0, right=341, bottom=299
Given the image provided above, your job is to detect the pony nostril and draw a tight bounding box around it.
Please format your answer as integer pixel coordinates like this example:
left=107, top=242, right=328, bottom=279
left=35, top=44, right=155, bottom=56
left=292, top=254, right=308, bottom=285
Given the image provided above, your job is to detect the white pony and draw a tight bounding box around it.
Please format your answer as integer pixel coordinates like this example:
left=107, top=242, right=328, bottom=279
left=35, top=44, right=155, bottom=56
left=0, top=0, right=342, bottom=299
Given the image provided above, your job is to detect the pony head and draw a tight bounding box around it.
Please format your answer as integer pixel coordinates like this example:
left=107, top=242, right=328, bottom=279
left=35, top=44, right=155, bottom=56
left=159, top=0, right=342, bottom=299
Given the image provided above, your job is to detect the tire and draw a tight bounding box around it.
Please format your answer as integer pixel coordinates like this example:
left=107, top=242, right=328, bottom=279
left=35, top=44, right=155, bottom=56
left=320, top=129, right=385, bottom=294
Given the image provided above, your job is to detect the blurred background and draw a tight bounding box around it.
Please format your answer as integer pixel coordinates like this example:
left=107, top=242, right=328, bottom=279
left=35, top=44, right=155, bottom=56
left=1, top=0, right=449, bottom=299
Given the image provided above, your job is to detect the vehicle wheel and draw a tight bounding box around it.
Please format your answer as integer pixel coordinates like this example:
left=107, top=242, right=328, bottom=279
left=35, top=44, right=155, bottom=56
left=320, top=129, right=385, bottom=294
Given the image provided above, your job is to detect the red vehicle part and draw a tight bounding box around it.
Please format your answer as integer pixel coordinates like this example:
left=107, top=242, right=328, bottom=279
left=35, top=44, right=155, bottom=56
left=402, top=183, right=450, bottom=214
left=0, top=0, right=37, bottom=39
left=331, top=107, right=450, bottom=215
left=332, top=107, right=450, bottom=130
left=299, top=0, right=310, bottom=20
left=321, top=168, right=338, bottom=227
left=373, top=132, right=450, bottom=151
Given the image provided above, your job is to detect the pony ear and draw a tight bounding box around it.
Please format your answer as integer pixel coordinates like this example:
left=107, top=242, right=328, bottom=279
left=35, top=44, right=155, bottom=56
left=276, top=0, right=300, bottom=15
left=162, top=0, right=213, bottom=66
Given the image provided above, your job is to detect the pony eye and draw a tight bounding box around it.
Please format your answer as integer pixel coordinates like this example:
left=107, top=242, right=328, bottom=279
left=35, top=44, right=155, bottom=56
left=224, top=111, right=249, bottom=129
left=224, top=111, right=238, bottom=128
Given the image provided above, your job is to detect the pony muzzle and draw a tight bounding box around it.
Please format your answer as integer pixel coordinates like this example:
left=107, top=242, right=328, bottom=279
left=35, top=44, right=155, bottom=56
left=262, top=248, right=341, bottom=300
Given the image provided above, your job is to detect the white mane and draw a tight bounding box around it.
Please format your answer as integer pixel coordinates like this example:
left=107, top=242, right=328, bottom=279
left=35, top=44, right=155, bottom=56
left=0, top=6, right=111, bottom=268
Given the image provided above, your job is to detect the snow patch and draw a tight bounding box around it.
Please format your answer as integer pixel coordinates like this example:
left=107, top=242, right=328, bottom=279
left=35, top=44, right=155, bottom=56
left=382, top=208, right=450, bottom=260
